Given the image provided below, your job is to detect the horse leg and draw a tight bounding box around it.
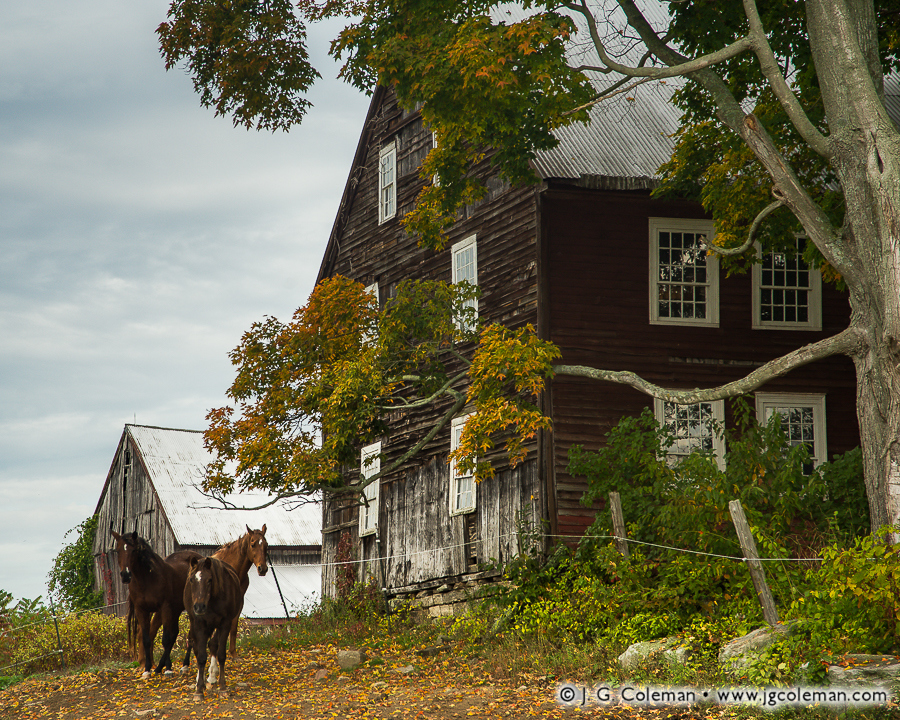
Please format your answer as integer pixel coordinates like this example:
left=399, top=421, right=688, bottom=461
left=206, top=630, right=220, bottom=686
left=138, top=608, right=154, bottom=679
left=180, top=632, right=193, bottom=674
left=192, top=625, right=207, bottom=701
left=154, top=607, right=178, bottom=675
left=215, top=624, right=229, bottom=698
left=228, top=615, right=239, bottom=657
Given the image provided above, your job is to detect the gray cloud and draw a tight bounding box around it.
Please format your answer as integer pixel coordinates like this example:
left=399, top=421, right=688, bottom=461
left=0, top=0, right=369, bottom=600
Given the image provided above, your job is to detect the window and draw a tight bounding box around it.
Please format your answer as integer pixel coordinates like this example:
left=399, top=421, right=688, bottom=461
left=755, top=393, right=827, bottom=470
left=654, top=398, right=725, bottom=469
left=451, top=234, right=478, bottom=332
left=752, top=237, right=822, bottom=330
left=378, top=143, right=396, bottom=224
left=649, top=218, right=719, bottom=327
left=365, top=281, right=379, bottom=306
left=450, top=415, right=476, bottom=515
left=358, top=441, right=381, bottom=536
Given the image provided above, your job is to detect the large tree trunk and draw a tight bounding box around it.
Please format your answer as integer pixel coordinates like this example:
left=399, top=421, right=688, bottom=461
left=805, top=0, right=900, bottom=533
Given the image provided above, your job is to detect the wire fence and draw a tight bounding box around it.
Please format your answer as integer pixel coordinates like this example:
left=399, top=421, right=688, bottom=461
left=0, top=502, right=846, bottom=677
left=0, top=600, right=128, bottom=676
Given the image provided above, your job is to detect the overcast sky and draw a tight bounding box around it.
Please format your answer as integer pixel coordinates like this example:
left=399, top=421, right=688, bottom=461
left=0, top=0, right=369, bottom=602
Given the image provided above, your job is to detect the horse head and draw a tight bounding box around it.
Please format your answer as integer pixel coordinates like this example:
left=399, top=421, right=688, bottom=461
left=188, top=556, right=215, bottom=616
left=246, top=524, right=269, bottom=577
left=112, top=529, right=138, bottom=584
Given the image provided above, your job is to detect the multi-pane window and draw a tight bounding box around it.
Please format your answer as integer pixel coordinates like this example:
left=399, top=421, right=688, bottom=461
left=450, top=415, right=475, bottom=515
left=654, top=398, right=725, bottom=468
left=358, top=441, right=381, bottom=536
left=755, top=393, right=827, bottom=470
left=378, top=143, right=397, bottom=224
left=451, top=234, right=478, bottom=332
left=649, top=218, right=718, bottom=326
left=753, top=237, right=822, bottom=330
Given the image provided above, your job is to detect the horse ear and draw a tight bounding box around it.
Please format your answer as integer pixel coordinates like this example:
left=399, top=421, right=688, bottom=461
left=190, top=556, right=201, bottom=568
left=246, top=524, right=252, bottom=535
left=111, top=529, right=121, bottom=540
left=261, top=524, right=267, bottom=535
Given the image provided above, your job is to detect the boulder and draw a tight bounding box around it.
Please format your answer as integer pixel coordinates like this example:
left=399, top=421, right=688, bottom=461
left=337, top=649, right=368, bottom=670
left=827, top=655, right=900, bottom=688
left=618, top=638, right=692, bottom=673
left=719, top=623, right=791, bottom=673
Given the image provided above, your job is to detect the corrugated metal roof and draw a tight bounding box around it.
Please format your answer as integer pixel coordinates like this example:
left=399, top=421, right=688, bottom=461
left=242, top=564, right=321, bottom=618
left=126, top=424, right=321, bottom=548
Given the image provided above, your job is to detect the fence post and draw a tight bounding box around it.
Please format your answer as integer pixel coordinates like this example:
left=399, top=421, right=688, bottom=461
left=48, top=598, right=65, bottom=670
left=609, top=492, right=630, bottom=559
left=728, top=499, right=779, bottom=626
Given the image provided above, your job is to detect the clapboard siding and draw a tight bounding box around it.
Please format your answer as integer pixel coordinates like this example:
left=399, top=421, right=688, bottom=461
left=541, top=186, right=858, bottom=535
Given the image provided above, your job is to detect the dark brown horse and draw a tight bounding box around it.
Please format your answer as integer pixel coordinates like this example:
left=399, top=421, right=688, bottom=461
left=112, top=530, right=192, bottom=678
left=184, top=555, right=243, bottom=701
left=212, top=524, right=268, bottom=656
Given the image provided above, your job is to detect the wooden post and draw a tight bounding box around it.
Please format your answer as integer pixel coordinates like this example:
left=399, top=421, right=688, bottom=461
left=609, top=492, right=629, bottom=559
left=729, top=499, right=779, bottom=626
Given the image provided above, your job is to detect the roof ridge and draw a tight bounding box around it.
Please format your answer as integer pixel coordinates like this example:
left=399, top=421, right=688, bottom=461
left=126, top=423, right=204, bottom=434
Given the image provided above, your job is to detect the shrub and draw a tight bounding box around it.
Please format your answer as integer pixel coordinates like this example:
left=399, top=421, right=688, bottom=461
left=47, top=515, right=104, bottom=612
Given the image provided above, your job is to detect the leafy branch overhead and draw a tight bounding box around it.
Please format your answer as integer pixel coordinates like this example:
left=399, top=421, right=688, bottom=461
left=165, top=1, right=900, bottom=531
left=203, top=276, right=558, bottom=499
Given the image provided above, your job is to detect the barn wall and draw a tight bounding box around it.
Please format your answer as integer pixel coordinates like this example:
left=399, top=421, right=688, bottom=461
left=540, top=186, right=859, bottom=538
left=92, top=430, right=178, bottom=614
left=319, top=90, right=545, bottom=596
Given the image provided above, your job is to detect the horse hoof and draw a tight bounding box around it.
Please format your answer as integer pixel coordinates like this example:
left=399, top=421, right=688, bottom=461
left=163, top=670, right=175, bottom=676
left=193, top=693, right=203, bottom=702
left=141, top=671, right=152, bottom=680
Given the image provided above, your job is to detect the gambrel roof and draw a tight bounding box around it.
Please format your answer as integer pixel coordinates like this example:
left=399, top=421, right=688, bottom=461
left=96, top=424, right=320, bottom=548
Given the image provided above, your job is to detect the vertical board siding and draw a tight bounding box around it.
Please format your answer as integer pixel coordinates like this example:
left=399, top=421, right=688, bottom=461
left=319, top=89, right=544, bottom=596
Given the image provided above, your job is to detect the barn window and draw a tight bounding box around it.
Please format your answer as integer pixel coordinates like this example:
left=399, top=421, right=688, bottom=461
left=752, top=237, right=822, bottom=330
left=653, top=398, right=725, bottom=470
left=378, top=143, right=397, bottom=224
left=451, top=234, right=478, bottom=333
left=450, top=415, right=476, bottom=515
left=358, top=441, right=381, bottom=536
left=649, top=218, right=719, bottom=327
left=755, top=393, right=827, bottom=472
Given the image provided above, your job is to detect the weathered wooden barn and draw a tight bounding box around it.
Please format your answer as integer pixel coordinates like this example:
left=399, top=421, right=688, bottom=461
left=92, top=424, right=321, bottom=617
left=313, top=25, right=875, bottom=613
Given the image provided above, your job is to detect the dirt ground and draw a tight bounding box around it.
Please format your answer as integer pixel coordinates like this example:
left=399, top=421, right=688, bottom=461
left=0, top=643, right=731, bottom=720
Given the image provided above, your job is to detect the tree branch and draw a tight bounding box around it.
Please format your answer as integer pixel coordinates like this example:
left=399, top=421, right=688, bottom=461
left=741, top=0, right=831, bottom=157
left=554, top=326, right=861, bottom=404
left=705, top=199, right=784, bottom=257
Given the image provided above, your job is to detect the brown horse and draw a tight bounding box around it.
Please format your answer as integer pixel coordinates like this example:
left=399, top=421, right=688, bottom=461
left=212, top=524, right=268, bottom=656
left=184, top=555, right=243, bottom=701
left=112, top=530, right=191, bottom=678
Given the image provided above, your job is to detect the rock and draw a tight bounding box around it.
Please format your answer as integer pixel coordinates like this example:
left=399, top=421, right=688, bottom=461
left=415, top=645, right=447, bottom=658
left=371, top=681, right=389, bottom=690
left=719, top=623, right=791, bottom=672
left=337, top=649, right=368, bottom=670
left=337, top=675, right=352, bottom=684
left=827, top=655, right=900, bottom=687
left=393, top=665, right=416, bottom=675
left=313, top=669, right=328, bottom=682
left=134, top=711, right=156, bottom=718
left=618, top=638, right=692, bottom=673
left=435, top=584, right=452, bottom=593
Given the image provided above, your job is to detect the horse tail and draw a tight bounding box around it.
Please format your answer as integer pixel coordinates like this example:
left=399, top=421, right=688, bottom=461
left=126, top=599, right=139, bottom=658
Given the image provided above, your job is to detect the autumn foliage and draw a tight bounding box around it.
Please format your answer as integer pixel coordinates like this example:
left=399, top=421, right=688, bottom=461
left=203, top=276, right=557, bottom=502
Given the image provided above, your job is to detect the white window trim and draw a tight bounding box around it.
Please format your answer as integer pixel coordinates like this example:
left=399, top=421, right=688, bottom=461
left=451, top=234, right=479, bottom=332
left=358, top=441, right=381, bottom=536
left=450, top=414, right=476, bottom=516
left=648, top=217, right=719, bottom=327
left=653, top=397, right=726, bottom=470
left=755, top=392, right=827, bottom=468
left=751, top=239, right=822, bottom=331
left=378, top=143, right=397, bottom=225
